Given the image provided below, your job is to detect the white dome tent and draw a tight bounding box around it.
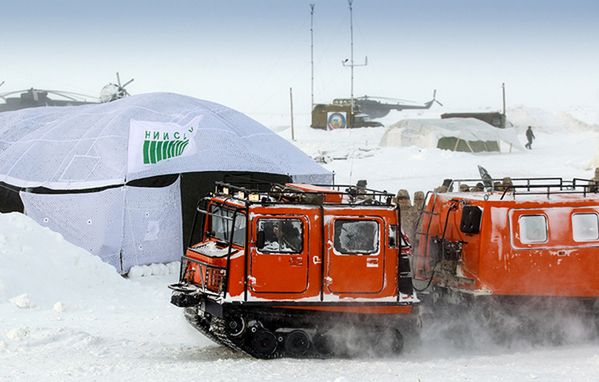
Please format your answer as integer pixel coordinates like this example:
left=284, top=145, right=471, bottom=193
left=0, top=93, right=332, bottom=273
left=381, top=118, right=524, bottom=152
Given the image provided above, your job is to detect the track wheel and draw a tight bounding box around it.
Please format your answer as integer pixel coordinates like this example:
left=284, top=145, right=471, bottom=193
left=249, top=328, right=278, bottom=358
left=225, top=316, right=245, bottom=337
left=391, top=329, right=404, bottom=354
left=312, top=332, right=332, bottom=357
left=284, top=330, right=311, bottom=357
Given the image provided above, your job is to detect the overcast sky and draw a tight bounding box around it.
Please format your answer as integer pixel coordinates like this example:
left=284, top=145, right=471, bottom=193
left=2, top=0, right=598, bottom=125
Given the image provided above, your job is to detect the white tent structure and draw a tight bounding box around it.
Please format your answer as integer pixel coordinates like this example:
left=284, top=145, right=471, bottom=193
left=380, top=118, right=524, bottom=152
left=0, top=93, right=332, bottom=273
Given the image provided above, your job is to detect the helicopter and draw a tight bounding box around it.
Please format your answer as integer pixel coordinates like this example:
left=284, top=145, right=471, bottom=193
left=311, top=90, right=443, bottom=129
left=333, top=90, right=443, bottom=119
left=0, top=72, right=134, bottom=113
left=99, top=72, right=134, bottom=103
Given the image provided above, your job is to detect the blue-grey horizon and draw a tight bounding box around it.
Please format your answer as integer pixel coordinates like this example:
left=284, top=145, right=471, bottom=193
left=2, top=0, right=598, bottom=125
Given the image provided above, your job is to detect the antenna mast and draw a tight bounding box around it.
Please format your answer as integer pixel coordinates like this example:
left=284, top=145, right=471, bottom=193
left=310, top=4, right=315, bottom=109
left=342, top=0, right=367, bottom=123
left=502, top=82, right=507, bottom=128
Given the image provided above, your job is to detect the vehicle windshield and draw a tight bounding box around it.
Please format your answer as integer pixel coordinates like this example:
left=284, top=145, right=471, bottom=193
left=209, top=204, right=246, bottom=247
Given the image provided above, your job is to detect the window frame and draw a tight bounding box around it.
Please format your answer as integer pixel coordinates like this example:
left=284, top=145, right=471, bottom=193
left=333, top=219, right=380, bottom=255
left=255, top=217, right=304, bottom=255
left=572, top=212, right=599, bottom=242
left=207, top=204, right=246, bottom=247
left=518, top=214, right=548, bottom=244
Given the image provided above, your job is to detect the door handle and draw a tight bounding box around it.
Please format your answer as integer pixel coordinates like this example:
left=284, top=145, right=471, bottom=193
left=366, top=258, right=379, bottom=268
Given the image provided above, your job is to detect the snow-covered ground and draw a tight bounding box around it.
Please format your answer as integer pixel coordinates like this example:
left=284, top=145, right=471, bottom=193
left=1, top=106, right=599, bottom=381
left=286, top=106, right=599, bottom=195
left=293, top=127, right=599, bottom=195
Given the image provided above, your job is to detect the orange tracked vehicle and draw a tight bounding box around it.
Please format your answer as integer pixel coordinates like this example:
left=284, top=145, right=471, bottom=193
left=169, top=182, right=417, bottom=358
left=170, top=176, right=599, bottom=357
left=412, top=177, right=599, bottom=320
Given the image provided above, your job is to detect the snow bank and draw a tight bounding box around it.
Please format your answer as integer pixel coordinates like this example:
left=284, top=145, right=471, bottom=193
left=567, top=106, right=599, bottom=127
left=0, top=212, right=127, bottom=308
left=128, top=261, right=180, bottom=279
left=508, top=106, right=599, bottom=133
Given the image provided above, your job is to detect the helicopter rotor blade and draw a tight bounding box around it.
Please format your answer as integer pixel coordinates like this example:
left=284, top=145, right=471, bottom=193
left=431, top=89, right=443, bottom=107
left=357, top=95, right=418, bottom=104
left=44, top=90, right=99, bottom=102
left=121, top=78, right=134, bottom=88
left=116, top=72, right=122, bottom=88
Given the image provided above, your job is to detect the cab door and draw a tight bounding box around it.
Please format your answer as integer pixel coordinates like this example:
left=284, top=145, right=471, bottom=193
left=249, top=215, right=309, bottom=293
left=324, top=214, right=385, bottom=294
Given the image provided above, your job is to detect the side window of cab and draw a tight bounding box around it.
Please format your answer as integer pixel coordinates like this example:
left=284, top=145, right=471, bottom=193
left=333, top=219, right=380, bottom=254
left=572, top=213, right=599, bottom=242
left=256, top=218, right=303, bottom=254
left=518, top=215, right=548, bottom=244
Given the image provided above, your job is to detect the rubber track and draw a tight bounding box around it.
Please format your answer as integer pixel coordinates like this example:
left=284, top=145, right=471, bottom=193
left=183, top=307, right=221, bottom=345
left=184, top=306, right=409, bottom=359
left=184, top=306, right=330, bottom=358
left=183, top=308, right=244, bottom=353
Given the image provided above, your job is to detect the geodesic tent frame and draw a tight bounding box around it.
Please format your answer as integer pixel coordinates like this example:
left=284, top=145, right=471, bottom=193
left=0, top=93, right=332, bottom=273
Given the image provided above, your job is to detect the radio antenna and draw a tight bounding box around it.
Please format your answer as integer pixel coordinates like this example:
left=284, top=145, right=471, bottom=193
left=310, top=4, right=316, bottom=109
left=342, top=0, right=368, bottom=123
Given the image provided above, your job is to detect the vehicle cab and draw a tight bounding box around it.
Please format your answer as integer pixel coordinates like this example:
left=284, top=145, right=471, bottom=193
left=169, top=181, right=418, bottom=358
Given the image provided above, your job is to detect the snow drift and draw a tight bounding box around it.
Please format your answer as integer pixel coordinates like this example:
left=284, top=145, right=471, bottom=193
left=0, top=212, right=127, bottom=308
left=508, top=105, right=599, bottom=133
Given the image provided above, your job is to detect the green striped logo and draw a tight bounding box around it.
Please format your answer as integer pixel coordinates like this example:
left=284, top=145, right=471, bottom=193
left=142, top=139, right=189, bottom=164
left=142, top=130, right=192, bottom=165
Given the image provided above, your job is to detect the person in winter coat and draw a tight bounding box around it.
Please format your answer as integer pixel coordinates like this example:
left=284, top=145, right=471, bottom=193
left=525, top=126, right=536, bottom=149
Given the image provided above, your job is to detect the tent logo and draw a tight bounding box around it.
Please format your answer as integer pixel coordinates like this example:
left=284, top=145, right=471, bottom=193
left=128, top=116, right=203, bottom=174
left=142, top=130, right=191, bottom=165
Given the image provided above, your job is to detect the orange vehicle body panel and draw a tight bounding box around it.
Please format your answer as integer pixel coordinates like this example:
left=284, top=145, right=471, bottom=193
left=415, top=192, right=599, bottom=298
left=324, top=213, right=389, bottom=294
left=249, top=213, right=311, bottom=293
left=182, top=193, right=414, bottom=308
left=285, top=183, right=344, bottom=204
